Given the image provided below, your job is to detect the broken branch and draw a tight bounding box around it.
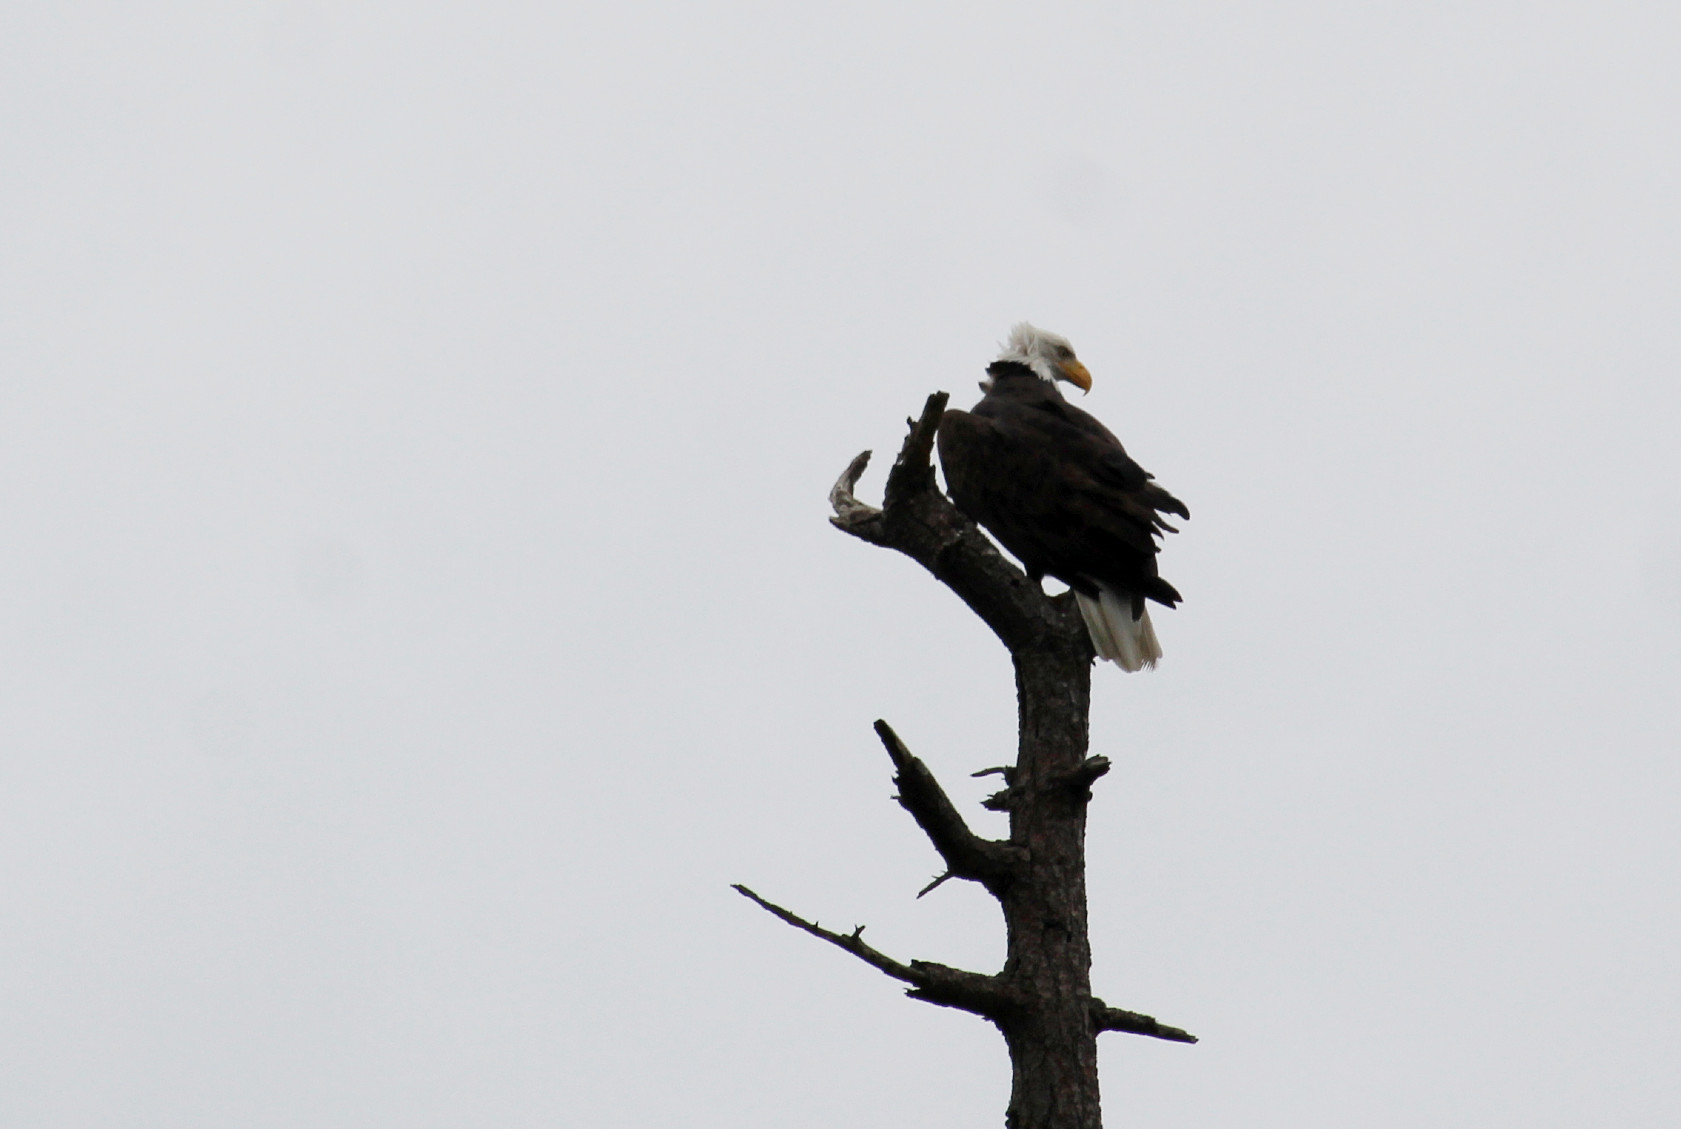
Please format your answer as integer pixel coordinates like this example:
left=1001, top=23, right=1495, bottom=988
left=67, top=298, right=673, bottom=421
left=732, top=883, right=1009, bottom=1019
left=827, top=394, right=1087, bottom=658
left=1090, top=998, right=1199, bottom=1044
left=874, top=719, right=1022, bottom=893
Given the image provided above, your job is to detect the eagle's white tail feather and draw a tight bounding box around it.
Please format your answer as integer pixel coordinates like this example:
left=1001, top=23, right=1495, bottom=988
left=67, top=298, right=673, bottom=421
left=1075, top=586, right=1161, bottom=672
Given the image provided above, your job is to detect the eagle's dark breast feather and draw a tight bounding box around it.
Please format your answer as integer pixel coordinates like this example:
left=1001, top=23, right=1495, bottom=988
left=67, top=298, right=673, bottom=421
left=936, top=362, right=1187, bottom=611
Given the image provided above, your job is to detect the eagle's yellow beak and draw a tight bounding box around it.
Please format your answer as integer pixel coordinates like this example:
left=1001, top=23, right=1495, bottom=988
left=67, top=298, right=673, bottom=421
left=1059, top=359, right=1093, bottom=392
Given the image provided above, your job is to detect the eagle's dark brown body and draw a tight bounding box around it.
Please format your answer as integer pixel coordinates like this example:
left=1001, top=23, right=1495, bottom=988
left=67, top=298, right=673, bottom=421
left=936, top=361, right=1188, bottom=618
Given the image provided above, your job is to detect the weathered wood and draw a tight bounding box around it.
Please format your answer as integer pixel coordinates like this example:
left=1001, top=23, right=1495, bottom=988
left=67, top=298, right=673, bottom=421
left=731, top=884, right=1008, bottom=1019
left=828, top=394, right=1083, bottom=657
left=741, top=394, right=1194, bottom=1129
left=873, top=718, right=1025, bottom=897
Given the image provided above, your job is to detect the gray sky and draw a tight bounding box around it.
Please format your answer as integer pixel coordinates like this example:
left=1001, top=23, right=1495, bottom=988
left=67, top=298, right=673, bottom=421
left=4, top=2, right=1680, bottom=1125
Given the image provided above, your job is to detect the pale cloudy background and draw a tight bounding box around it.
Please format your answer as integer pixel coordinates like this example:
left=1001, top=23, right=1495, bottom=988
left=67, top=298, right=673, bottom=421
left=4, top=2, right=1680, bottom=1125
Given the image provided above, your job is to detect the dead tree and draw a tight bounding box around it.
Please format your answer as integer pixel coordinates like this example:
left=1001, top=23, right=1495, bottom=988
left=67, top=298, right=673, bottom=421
left=735, top=393, right=1195, bottom=1129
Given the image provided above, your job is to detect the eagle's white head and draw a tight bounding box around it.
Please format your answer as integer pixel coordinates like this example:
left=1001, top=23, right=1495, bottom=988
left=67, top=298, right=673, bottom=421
left=995, top=322, right=1093, bottom=391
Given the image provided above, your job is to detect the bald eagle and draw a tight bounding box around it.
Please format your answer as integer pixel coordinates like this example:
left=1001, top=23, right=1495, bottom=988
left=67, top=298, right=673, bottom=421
left=936, top=324, right=1189, bottom=671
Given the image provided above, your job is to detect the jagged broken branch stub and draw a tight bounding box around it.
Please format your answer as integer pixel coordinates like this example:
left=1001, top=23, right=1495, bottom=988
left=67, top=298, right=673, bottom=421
left=1091, top=1000, right=1198, bottom=1045
left=874, top=719, right=1023, bottom=896
left=827, top=393, right=1090, bottom=658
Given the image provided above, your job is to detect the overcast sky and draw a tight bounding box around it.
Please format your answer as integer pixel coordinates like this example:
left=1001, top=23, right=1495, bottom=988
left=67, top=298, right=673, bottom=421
left=4, top=2, right=1680, bottom=1126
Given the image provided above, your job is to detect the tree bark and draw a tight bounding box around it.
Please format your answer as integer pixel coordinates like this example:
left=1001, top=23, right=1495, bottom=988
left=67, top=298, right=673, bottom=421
left=735, top=394, right=1194, bottom=1129
left=997, top=645, right=1101, bottom=1129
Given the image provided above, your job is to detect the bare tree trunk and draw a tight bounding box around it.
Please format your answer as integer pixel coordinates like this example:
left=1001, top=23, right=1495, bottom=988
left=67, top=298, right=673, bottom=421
left=998, top=648, right=1100, bottom=1129
left=735, top=395, right=1194, bottom=1129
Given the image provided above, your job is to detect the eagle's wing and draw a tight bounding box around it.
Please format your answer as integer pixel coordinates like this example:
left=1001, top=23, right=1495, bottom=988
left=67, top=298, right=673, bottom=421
left=1038, top=398, right=1190, bottom=522
left=941, top=392, right=1185, bottom=607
